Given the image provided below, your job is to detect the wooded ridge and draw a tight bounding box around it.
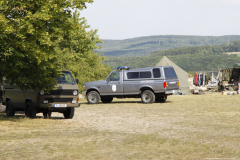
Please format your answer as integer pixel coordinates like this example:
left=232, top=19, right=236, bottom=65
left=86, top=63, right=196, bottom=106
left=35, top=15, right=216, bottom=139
left=104, top=41, right=240, bottom=72
left=97, top=35, right=240, bottom=57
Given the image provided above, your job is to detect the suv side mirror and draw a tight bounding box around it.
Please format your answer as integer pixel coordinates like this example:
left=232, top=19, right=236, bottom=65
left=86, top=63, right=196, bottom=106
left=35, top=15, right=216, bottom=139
left=75, top=79, right=79, bottom=84
left=106, top=77, right=111, bottom=82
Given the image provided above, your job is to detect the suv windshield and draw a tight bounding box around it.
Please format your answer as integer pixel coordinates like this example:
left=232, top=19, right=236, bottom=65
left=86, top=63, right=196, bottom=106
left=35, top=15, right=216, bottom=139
left=56, top=71, right=76, bottom=84
left=107, top=72, right=120, bottom=81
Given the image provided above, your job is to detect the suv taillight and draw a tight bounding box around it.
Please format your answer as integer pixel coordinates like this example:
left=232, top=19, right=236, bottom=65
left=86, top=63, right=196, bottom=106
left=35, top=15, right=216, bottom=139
left=163, top=82, right=168, bottom=88
left=177, top=81, right=179, bottom=85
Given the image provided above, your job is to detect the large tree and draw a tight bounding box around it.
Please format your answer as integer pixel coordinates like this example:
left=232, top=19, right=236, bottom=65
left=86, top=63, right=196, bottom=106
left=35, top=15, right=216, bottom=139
left=0, top=0, right=98, bottom=91
left=55, top=12, right=111, bottom=91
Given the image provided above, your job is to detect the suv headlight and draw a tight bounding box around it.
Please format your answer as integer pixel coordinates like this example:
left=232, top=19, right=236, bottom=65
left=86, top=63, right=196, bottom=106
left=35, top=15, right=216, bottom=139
left=73, top=90, right=78, bottom=95
left=40, top=90, right=44, bottom=95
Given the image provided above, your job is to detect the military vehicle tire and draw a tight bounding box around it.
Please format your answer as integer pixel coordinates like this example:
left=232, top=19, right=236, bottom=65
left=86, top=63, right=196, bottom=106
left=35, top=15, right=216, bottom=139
left=141, top=90, right=155, bottom=104
left=63, top=107, right=74, bottom=119
left=87, top=91, right=100, bottom=104
left=155, top=96, right=167, bottom=103
left=6, top=101, right=15, bottom=117
left=25, top=102, right=36, bottom=118
left=43, top=112, right=52, bottom=119
left=101, top=97, right=113, bottom=103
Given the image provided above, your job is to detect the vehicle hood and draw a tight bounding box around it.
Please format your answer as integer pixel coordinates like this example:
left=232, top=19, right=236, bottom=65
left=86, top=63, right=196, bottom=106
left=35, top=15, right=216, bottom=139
left=55, top=84, right=79, bottom=90
left=85, top=80, right=105, bottom=85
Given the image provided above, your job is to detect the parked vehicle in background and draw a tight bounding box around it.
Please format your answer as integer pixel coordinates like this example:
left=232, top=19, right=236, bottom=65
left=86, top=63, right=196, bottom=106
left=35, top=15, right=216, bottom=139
left=2, top=70, right=80, bottom=119
left=217, top=63, right=240, bottom=91
left=82, top=66, right=180, bottom=104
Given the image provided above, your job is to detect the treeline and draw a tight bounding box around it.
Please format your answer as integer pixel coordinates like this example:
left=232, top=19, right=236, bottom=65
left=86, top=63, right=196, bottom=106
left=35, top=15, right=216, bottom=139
left=97, top=35, right=240, bottom=57
left=104, top=41, right=240, bottom=72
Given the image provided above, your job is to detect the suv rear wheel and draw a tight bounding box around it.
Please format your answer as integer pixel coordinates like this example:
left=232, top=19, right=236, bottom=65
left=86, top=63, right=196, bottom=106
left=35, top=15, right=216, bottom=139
left=25, top=102, right=36, bottom=118
left=101, top=97, right=113, bottom=103
left=43, top=112, right=52, bottom=119
left=155, top=95, right=167, bottom=103
left=87, top=91, right=100, bottom=104
left=6, top=101, right=15, bottom=117
left=141, top=90, right=155, bottom=104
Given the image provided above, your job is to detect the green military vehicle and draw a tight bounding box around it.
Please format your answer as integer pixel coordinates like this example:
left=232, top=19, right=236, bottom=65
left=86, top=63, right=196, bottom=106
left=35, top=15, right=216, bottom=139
left=2, top=70, right=80, bottom=119
left=217, top=63, right=240, bottom=91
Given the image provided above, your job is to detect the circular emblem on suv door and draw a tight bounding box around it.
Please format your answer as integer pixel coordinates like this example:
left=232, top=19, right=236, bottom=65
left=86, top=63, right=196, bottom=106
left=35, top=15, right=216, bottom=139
left=112, top=85, right=117, bottom=92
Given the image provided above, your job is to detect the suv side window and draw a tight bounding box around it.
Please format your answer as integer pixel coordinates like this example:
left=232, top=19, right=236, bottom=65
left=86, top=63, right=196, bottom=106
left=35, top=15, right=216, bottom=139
left=127, top=72, right=139, bottom=79
left=109, top=72, right=120, bottom=81
left=140, top=72, right=151, bottom=78
left=127, top=72, right=152, bottom=79
left=153, top=68, right=161, bottom=78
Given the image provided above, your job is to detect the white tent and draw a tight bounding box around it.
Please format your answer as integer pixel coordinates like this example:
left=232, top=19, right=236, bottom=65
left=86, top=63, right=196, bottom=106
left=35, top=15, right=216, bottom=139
left=156, top=56, right=190, bottom=94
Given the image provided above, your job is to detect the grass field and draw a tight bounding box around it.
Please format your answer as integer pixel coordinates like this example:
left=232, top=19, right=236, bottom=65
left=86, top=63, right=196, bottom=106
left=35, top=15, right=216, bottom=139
left=0, top=94, right=240, bottom=160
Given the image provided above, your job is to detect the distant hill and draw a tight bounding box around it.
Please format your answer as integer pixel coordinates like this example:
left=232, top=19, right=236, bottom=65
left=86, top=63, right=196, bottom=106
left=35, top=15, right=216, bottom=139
left=104, top=41, right=240, bottom=72
left=97, top=35, right=240, bottom=57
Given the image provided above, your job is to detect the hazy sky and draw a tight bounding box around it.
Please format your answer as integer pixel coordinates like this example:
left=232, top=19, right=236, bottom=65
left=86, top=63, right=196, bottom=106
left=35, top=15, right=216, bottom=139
left=80, top=0, right=240, bottom=40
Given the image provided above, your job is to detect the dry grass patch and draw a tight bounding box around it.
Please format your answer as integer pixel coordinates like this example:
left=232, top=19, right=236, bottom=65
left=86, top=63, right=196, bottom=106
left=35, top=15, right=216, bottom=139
left=0, top=95, right=240, bottom=159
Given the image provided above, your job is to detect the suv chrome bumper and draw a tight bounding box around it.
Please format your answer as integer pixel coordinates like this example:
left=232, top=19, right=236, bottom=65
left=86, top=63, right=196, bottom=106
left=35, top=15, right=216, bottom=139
left=165, top=89, right=181, bottom=95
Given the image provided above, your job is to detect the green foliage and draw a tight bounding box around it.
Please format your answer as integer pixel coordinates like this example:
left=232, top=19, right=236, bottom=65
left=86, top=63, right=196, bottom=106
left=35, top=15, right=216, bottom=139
left=97, top=35, right=240, bottom=57
left=0, top=0, right=110, bottom=92
left=104, top=41, right=240, bottom=72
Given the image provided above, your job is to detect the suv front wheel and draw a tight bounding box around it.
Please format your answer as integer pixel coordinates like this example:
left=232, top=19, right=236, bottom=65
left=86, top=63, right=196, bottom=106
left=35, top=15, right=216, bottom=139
left=155, top=95, right=167, bottom=103
left=6, top=101, right=15, bottom=117
left=141, top=90, right=155, bottom=104
left=87, top=91, right=100, bottom=104
left=63, top=107, right=74, bottom=119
